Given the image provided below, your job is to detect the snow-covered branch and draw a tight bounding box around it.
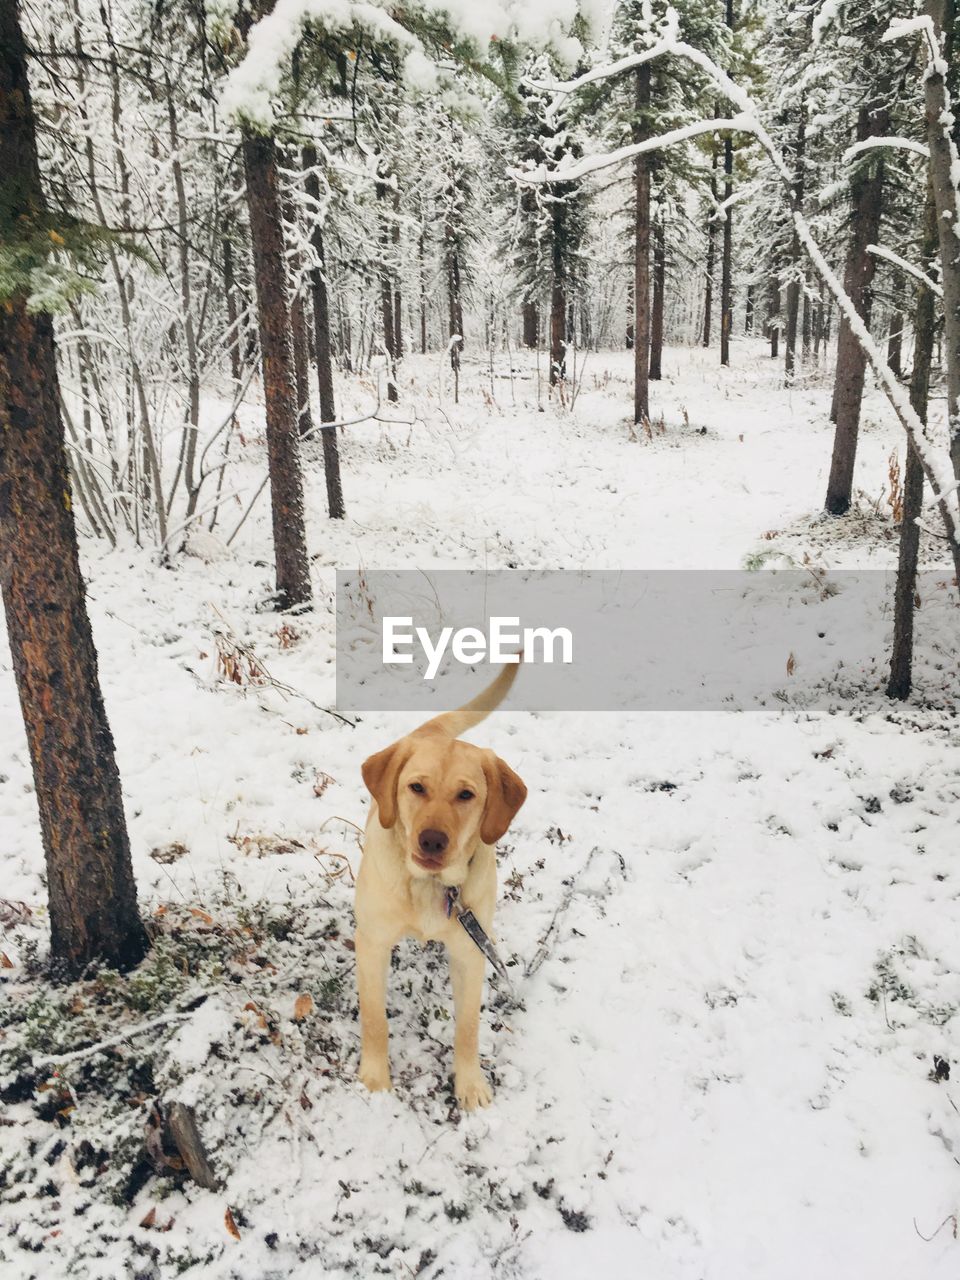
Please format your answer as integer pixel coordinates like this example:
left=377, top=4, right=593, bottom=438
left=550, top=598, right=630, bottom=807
left=866, top=244, right=943, bottom=297
left=511, top=115, right=752, bottom=184
left=842, top=136, right=930, bottom=164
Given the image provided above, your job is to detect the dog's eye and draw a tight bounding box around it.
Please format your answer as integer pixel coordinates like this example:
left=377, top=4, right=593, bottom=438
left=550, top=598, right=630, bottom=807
left=409, top=782, right=425, bottom=795
left=457, top=789, right=474, bottom=802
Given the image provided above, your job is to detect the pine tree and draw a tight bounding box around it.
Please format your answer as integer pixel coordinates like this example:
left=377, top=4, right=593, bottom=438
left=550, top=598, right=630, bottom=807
left=0, top=0, right=147, bottom=975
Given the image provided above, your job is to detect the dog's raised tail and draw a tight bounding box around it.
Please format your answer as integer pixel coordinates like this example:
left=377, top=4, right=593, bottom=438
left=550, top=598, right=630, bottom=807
left=417, top=660, right=521, bottom=738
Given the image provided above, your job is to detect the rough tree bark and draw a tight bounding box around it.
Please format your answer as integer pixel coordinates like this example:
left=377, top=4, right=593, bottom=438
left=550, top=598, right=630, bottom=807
left=633, top=62, right=652, bottom=424
left=744, top=282, right=754, bottom=334
left=888, top=175, right=937, bottom=699
left=302, top=144, right=345, bottom=520
left=241, top=129, right=312, bottom=609
left=824, top=101, right=890, bottom=515
left=650, top=215, right=665, bottom=381
left=0, top=2, right=147, bottom=975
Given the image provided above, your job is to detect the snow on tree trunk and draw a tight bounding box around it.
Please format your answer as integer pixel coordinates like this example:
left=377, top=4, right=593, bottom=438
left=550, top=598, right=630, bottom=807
left=888, top=174, right=937, bottom=699
left=375, top=171, right=400, bottom=404
left=0, top=1, right=147, bottom=975
left=283, top=179, right=315, bottom=444
left=921, top=0, right=960, bottom=483
left=302, top=145, right=345, bottom=521
left=720, top=134, right=734, bottom=367
left=784, top=105, right=807, bottom=384
left=549, top=278, right=566, bottom=386
left=825, top=102, right=890, bottom=515
left=633, top=63, right=652, bottom=425
left=719, top=0, right=736, bottom=368
left=241, top=128, right=312, bottom=610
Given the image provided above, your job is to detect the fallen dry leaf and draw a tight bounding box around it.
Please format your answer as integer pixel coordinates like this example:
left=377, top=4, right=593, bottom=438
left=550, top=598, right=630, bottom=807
left=243, top=1001, right=268, bottom=1032
left=225, top=1207, right=241, bottom=1240
left=0, top=952, right=14, bottom=969
left=140, top=1207, right=157, bottom=1229
left=189, top=907, right=213, bottom=925
left=786, top=652, right=796, bottom=676
left=293, top=992, right=314, bottom=1022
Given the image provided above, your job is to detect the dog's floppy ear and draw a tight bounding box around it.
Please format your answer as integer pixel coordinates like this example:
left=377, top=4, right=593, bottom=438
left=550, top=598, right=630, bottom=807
left=480, top=752, right=527, bottom=846
left=362, top=740, right=411, bottom=829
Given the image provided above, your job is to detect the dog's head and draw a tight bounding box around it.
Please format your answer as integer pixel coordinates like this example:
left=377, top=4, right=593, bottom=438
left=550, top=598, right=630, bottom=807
left=361, top=730, right=526, bottom=882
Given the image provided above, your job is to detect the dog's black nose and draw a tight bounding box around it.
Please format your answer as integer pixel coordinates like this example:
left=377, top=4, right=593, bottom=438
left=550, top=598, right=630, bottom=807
left=418, top=829, right=449, bottom=858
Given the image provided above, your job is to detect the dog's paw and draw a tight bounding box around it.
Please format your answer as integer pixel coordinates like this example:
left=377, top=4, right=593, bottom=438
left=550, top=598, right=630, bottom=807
left=455, top=1068, right=493, bottom=1111
left=359, top=1057, right=392, bottom=1093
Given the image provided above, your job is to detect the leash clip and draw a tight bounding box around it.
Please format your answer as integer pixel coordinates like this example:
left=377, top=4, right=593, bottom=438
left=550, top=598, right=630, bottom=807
left=444, top=884, right=512, bottom=988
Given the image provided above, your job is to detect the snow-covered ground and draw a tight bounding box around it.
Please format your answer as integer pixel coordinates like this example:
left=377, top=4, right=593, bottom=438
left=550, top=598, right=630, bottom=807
left=2, top=341, right=959, bottom=1278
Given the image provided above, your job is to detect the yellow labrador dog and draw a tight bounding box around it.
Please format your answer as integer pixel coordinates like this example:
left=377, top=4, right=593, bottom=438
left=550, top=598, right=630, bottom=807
left=355, top=664, right=526, bottom=1109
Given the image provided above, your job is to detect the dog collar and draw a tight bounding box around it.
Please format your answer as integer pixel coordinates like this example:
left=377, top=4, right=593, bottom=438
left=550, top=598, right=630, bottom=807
left=444, top=886, right=513, bottom=987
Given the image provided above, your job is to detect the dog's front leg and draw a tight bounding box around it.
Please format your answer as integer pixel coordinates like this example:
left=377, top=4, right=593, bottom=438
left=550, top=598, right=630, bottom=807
left=449, top=941, right=492, bottom=1110
left=356, top=929, right=393, bottom=1092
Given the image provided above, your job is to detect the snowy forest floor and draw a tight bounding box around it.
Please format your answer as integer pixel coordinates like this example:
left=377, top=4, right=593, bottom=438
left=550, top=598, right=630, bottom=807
left=2, top=340, right=960, bottom=1279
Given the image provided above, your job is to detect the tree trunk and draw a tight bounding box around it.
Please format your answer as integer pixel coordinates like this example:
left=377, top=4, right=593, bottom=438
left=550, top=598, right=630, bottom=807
left=703, top=135, right=718, bottom=347
left=923, top=0, right=960, bottom=484
left=719, top=0, right=735, bottom=367
left=886, top=310, right=903, bottom=376
left=767, top=275, right=780, bottom=357
left=376, top=176, right=398, bottom=403
left=633, top=63, right=652, bottom=424
left=289, top=283, right=314, bottom=440
left=745, top=282, right=754, bottom=334
left=445, top=217, right=464, bottom=399
left=784, top=266, right=801, bottom=382
left=210, top=230, right=242, bottom=532
left=223, top=233, right=242, bottom=388
left=391, top=187, right=403, bottom=366
left=302, top=144, right=344, bottom=520
left=825, top=102, right=890, bottom=515
left=886, top=274, right=904, bottom=377
left=783, top=103, right=807, bottom=383
left=522, top=300, right=539, bottom=349
left=625, top=277, right=634, bottom=349
left=0, top=2, right=147, bottom=975
left=419, top=221, right=429, bottom=354
left=801, top=273, right=812, bottom=361
left=813, top=281, right=825, bottom=362
left=241, top=129, right=312, bottom=609
left=549, top=279, right=566, bottom=386
left=888, top=174, right=937, bottom=699
left=650, top=216, right=665, bottom=381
